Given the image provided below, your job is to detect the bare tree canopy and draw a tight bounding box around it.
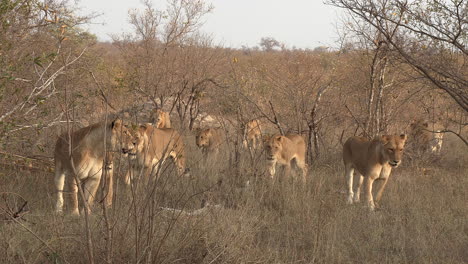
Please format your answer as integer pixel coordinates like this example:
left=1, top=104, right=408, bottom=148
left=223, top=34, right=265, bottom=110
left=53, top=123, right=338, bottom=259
left=260, top=37, right=282, bottom=51
left=327, top=0, right=468, bottom=112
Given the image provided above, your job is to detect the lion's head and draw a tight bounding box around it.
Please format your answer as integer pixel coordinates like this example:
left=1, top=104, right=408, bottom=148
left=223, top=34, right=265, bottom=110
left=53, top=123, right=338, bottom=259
left=264, top=135, right=285, bottom=161
left=130, top=124, right=152, bottom=157
left=196, top=128, right=213, bottom=148
left=150, top=109, right=171, bottom=128
left=110, top=119, right=135, bottom=156
left=381, top=134, right=407, bottom=167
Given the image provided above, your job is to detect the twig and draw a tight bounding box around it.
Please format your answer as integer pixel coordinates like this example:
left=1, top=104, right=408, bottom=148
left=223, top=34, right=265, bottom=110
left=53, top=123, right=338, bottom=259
left=422, top=128, right=467, bottom=146
left=159, top=204, right=222, bottom=217
left=1, top=207, right=69, bottom=264
left=89, top=71, right=116, bottom=111
left=0, top=150, right=53, bottom=164
left=268, top=100, right=284, bottom=135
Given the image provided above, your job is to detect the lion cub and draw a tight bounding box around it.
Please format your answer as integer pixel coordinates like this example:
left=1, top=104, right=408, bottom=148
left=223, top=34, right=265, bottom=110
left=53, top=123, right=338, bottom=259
left=264, top=134, right=308, bottom=182
left=343, top=134, right=407, bottom=210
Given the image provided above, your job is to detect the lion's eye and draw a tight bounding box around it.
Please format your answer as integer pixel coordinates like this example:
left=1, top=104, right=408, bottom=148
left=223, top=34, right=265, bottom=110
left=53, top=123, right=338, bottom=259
left=388, top=148, right=394, bottom=152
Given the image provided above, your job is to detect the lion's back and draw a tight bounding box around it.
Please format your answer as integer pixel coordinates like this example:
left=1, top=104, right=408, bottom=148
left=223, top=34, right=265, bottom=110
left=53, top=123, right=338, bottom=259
left=148, top=127, right=184, bottom=154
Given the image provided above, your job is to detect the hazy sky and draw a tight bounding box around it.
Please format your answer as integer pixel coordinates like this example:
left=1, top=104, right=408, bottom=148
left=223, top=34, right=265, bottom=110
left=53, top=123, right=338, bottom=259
left=78, top=0, right=340, bottom=49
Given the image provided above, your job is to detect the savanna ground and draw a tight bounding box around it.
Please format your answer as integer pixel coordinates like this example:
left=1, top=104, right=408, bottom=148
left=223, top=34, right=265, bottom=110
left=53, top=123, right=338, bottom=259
left=1, top=131, right=467, bottom=263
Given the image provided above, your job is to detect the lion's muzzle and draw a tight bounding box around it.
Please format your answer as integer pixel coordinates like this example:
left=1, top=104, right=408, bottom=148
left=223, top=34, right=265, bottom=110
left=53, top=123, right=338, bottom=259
left=389, top=160, right=400, bottom=167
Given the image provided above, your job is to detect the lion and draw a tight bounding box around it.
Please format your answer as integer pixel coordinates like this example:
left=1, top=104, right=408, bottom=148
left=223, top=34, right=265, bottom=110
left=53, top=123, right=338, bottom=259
left=264, top=134, right=308, bottom=182
left=54, top=119, right=134, bottom=215
left=195, top=127, right=224, bottom=157
left=409, top=120, right=443, bottom=154
left=343, top=134, right=407, bottom=210
left=125, top=124, right=187, bottom=184
left=149, top=109, right=171, bottom=128
left=242, top=119, right=262, bottom=150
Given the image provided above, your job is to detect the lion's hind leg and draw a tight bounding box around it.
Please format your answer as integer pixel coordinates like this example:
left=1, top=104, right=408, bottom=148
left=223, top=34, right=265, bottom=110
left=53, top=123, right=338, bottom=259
left=353, top=171, right=364, bottom=203
left=344, top=164, right=355, bottom=204
left=81, top=166, right=102, bottom=214
left=292, top=157, right=307, bottom=183
left=54, top=163, right=66, bottom=214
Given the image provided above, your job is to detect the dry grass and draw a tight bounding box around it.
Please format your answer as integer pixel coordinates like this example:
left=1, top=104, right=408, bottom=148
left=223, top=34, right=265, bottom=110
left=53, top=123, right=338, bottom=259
left=0, top=133, right=467, bottom=264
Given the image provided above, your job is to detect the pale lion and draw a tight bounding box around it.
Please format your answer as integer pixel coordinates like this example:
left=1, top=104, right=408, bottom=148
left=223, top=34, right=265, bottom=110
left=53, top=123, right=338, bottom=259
left=409, top=120, right=443, bottom=154
left=125, top=124, right=187, bottom=184
left=149, top=109, right=171, bottom=128
left=195, top=127, right=224, bottom=157
left=264, top=134, right=308, bottom=182
left=343, top=134, right=407, bottom=210
left=242, top=119, right=262, bottom=149
left=54, top=119, right=134, bottom=215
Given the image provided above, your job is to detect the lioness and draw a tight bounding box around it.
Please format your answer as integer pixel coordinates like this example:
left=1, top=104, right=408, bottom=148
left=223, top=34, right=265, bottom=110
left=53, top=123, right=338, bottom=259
left=264, top=134, right=308, bottom=182
left=343, top=134, right=407, bottom=210
left=125, top=124, right=187, bottom=184
left=149, top=109, right=171, bottom=128
left=195, top=127, right=224, bottom=157
left=54, top=119, right=134, bottom=215
left=409, top=120, right=443, bottom=154
left=242, top=119, right=262, bottom=149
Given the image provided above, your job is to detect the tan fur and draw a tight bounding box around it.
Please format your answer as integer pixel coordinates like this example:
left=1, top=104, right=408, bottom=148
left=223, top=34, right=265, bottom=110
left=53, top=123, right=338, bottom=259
left=150, top=109, right=171, bottom=128
left=343, top=134, right=407, bottom=210
left=195, top=127, right=224, bottom=157
left=54, top=119, right=134, bottom=215
left=409, top=120, right=443, bottom=154
left=125, top=124, right=186, bottom=184
left=243, top=119, right=262, bottom=149
left=264, top=134, right=308, bottom=182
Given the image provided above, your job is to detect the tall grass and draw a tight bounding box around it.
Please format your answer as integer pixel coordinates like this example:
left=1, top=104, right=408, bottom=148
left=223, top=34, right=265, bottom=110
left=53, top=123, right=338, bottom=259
left=0, top=133, right=467, bottom=263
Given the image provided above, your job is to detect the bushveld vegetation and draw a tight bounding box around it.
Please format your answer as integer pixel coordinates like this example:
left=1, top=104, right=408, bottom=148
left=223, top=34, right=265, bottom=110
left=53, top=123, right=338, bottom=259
left=0, top=0, right=466, bottom=263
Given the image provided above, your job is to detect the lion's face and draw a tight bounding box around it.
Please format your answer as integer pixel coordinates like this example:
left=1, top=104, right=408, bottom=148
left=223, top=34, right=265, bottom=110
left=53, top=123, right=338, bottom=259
left=381, top=134, right=407, bottom=167
left=128, top=125, right=150, bottom=158
left=150, top=109, right=165, bottom=128
left=264, top=135, right=283, bottom=161
left=111, top=119, right=135, bottom=157
left=196, top=129, right=212, bottom=147
left=243, top=120, right=260, bottom=138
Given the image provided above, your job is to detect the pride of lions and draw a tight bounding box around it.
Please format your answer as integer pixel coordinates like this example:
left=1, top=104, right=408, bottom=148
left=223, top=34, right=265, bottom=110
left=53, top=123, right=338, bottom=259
left=55, top=109, right=443, bottom=215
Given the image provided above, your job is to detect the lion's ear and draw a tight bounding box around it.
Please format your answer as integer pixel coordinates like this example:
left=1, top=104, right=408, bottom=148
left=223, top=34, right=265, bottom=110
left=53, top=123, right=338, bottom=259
left=139, top=124, right=149, bottom=132
left=111, top=119, right=122, bottom=130
left=381, top=135, right=390, bottom=143
left=275, top=136, right=282, bottom=142
left=400, top=134, right=407, bottom=141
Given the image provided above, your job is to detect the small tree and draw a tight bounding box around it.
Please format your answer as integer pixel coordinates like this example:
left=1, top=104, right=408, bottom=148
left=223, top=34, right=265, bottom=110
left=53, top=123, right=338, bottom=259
left=327, top=0, right=468, bottom=112
left=259, top=37, right=282, bottom=52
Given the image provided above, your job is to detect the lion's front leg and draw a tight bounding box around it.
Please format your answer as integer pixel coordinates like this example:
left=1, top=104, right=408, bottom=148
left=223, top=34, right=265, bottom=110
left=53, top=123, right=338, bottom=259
left=70, top=178, right=80, bottom=216
left=267, top=160, right=277, bottom=179
left=284, top=163, right=291, bottom=179
left=103, top=167, right=114, bottom=207
left=364, top=175, right=376, bottom=210
left=124, top=167, right=132, bottom=185
left=374, top=178, right=389, bottom=206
